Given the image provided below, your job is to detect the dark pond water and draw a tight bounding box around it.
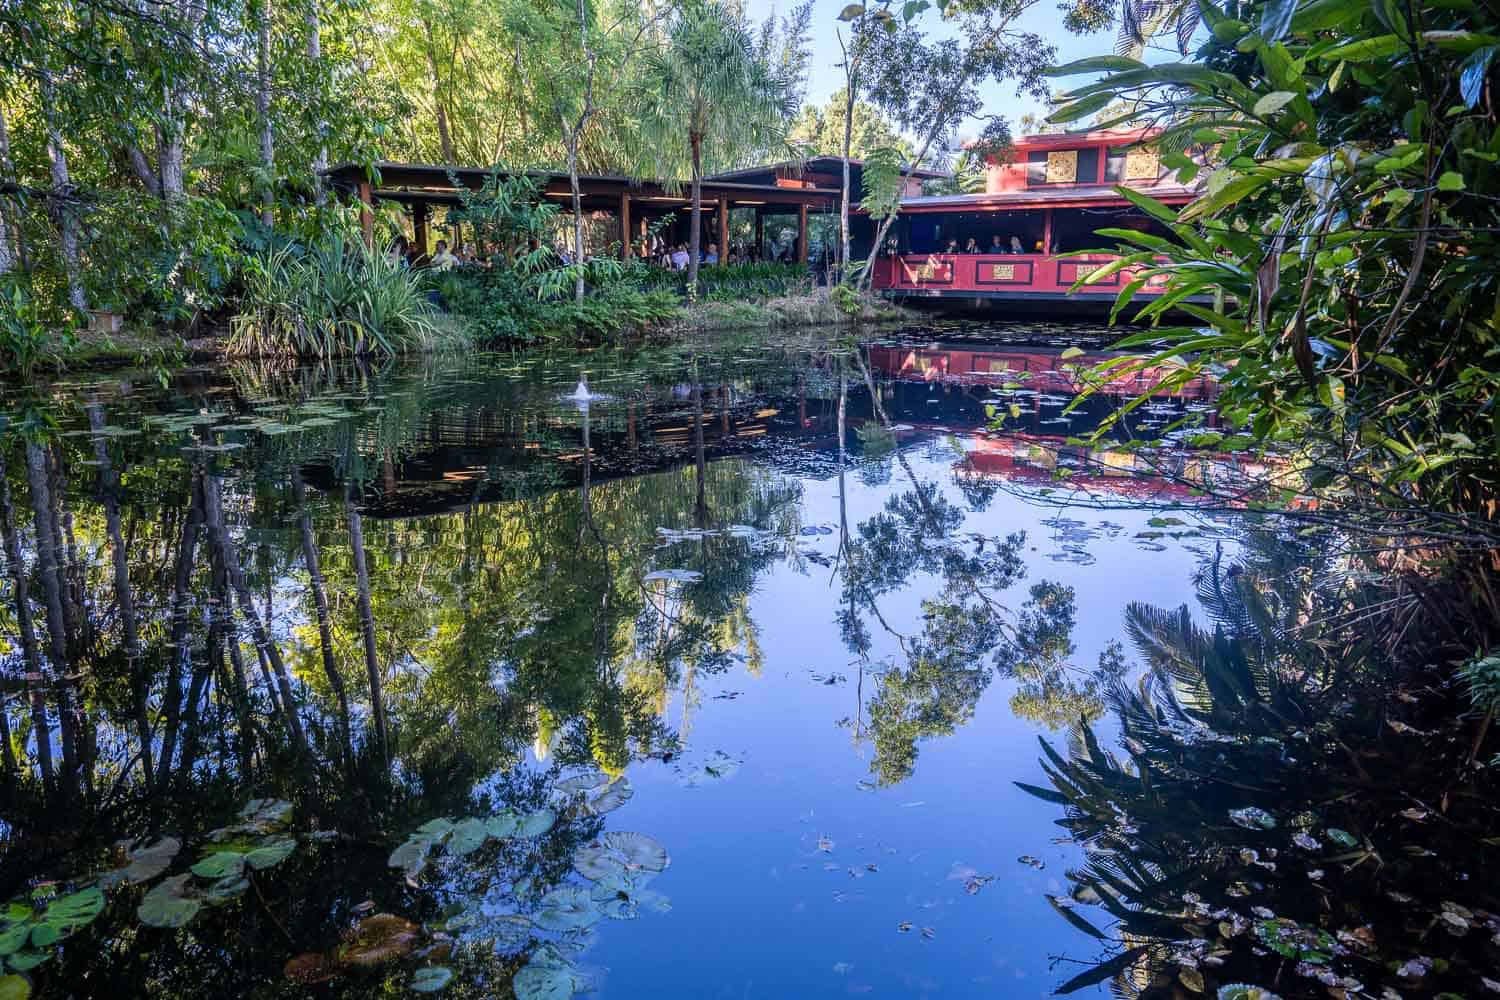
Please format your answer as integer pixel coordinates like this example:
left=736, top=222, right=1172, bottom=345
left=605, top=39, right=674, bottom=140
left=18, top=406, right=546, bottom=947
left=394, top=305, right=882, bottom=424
left=5, top=325, right=1457, bottom=1000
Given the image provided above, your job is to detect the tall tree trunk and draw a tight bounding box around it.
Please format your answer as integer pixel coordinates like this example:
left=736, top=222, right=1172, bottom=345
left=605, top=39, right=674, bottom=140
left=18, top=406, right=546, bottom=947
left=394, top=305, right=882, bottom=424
left=0, top=450, right=52, bottom=788
left=840, top=82, right=855, bottom=278
left=0, top=109, right=18, bottom=273
left=346, top=485, right=388, bottom=762
left=37, top=72, right=86, bottom=310
left=422, top=20, right=456, bottom=163
left=687, top=132, right=702, bottom=296
left=89, top=406, right=152, bottom=786
left=24, top=442, right=79, bottom=795
left=257, top=0, right=275, bottom=228
left=306, top=0, right=327, bottom=206
left=692, top=385, right=707, bottom=527
left=292, top=469, right=350, bottom=762
left=203, top=474, right=308, bottom=755
left=567, top=142, right=586, bottom=303
left=156, top=469, right=204, bottom=786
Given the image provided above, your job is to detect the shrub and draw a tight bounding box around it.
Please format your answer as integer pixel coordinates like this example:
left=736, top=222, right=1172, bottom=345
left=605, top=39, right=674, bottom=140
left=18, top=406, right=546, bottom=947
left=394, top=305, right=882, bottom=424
left=227, top=231, right=448, bottom=358
left=622, top=261, right=811, bottom=302
left=0, top=274, right=76, bottom=376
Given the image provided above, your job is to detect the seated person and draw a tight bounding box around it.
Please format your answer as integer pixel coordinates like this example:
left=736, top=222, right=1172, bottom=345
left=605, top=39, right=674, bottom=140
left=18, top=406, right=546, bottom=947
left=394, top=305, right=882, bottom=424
left=943, top=238, right=959, bottom=254
left=963, top=238, right=981, bottom=254
left=704, top=242, right=719, bottom=265
left=670, top=244, right=690, bottom=270
left=1009, top=236, right=1026, bottom=254
left=431, top=239, right=458, bottom=271
left=988, top=234, right=1004, bottom=254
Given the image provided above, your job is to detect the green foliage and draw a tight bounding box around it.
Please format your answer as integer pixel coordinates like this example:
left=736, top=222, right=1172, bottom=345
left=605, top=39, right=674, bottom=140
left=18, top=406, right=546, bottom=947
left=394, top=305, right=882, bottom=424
left=0, top=276, right=74, bottom=376
left=227, top=230, right=448, bottom=358
left=622, top=261, right=811, bottom=302
left=1459, top=651, right=1500, bottom=710
left=1052, top=0, right=1500, bottom=520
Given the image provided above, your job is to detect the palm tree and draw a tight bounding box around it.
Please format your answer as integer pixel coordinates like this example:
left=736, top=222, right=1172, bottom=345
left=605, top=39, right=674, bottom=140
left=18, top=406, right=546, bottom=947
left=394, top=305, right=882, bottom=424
left=1116, top=0, right=1200, bottom=58
left=638, top=0, right=792, bottom=294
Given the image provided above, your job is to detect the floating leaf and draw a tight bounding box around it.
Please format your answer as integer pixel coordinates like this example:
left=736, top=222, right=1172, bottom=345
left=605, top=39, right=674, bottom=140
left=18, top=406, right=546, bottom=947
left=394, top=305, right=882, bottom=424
left=191, top=852, right=246, bottom=880
left=0, top=924, right=28, bottom=957
left=642, top=569, right=702, bottom=583
left=447, top=819, right=488, bottom=857
left=204, top=876, right=249, bottom=905
left=515, top=810, right=556, bottom=839
left=556, top=773, right=607, bottom=794
left=337, top=913, right=421, bottom=966
left=41, top=888, right=103, bottom=934
left=573, top=832, right=669, bottom=881
left=534, top=887, right=600, bottom=932
left=410, top=966, right=454, bottom=993
left=0, top=974, right=30, bottom=1000
left=486, top=913, right=534, bottom=950
left=389, top=839, right=429, bottom=878
left=513, top=948, right=578, bottom=1000
left=240, top=799, right=294, bottom=831
left=1325, top=827, right=1357, bottom=848
left=284, top=952, right=337, bottom=985
left=485, top=811, right=521, bottom=839
left=137, top=874, right=201, bottom=928
left=27, top=924, right=58, bottom=949
left=1217, top=987, right=1282, bottom=1000
left=676, top=751, right=742, bottom=787
left=99, top=837, right=181, bottom=887
left=244, top=838, right=296, bottom=870
left=4, top=952, right=47, bottom=972
left=585, top=778, right=633, bottom=816
left=1228, top=806, right=1277, bottom=830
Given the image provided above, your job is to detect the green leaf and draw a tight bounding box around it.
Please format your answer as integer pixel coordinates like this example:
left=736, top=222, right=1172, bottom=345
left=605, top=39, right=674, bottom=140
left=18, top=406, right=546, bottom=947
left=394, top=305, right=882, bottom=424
left=41, top=889, right=103, bottom=934
left=3, top=953, right=46, bottom=973
left=1252, top=91, right=1298, bottom=116
left=191, top=852, right=246, bottom=880
left=534, top=887, right=601, bottom=932
left=0, top=924, right=28, bottom=958
left=1321, top=34, right=1404, bottom=60
left=26, top=925, right=57, bottom=950
left=446, top=819, right=488, bottom=857
left=137, top=874, right=201, bottom=928
left=1046, top=92, right=1113, bottom=125
left=1044, top=55, right=1146, bottom=76
left=1260, top=0, right=1298, bottom=40
left=1060, top=346, right=1085, bottom=360
left=1013, top=780, right=1069, bottom=804
left=243, top=838, right=296, bottom=870
left=837, top=3, right=865, bottom=19
left=0, top=974, right=30, bottom=1000
left=411, top=966, right=454, bottom=993
left=515, top=809, right=556, bottom=838
left=1179, top=173, right=1275, bottom=221
left=1437, top=171, right=1466, bottom=191
left=1114, top=186, right=1181, bottom=224
left=203, top=876, right=249, bottom=905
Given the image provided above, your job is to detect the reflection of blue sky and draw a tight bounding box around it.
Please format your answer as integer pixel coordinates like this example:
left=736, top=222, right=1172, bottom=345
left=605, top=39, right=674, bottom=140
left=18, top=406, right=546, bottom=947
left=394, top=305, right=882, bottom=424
left=584, top=439, right=1214, bottom=997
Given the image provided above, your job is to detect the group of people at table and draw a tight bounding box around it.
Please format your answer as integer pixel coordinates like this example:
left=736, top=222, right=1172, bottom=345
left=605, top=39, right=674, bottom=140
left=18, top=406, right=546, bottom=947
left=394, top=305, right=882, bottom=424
left=886, top=234, right=1041, bottom=256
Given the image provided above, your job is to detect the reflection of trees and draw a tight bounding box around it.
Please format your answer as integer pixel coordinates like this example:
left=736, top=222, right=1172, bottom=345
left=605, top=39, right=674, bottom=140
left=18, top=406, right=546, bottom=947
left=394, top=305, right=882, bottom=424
left=1020, top=531, right=1500, bottom=999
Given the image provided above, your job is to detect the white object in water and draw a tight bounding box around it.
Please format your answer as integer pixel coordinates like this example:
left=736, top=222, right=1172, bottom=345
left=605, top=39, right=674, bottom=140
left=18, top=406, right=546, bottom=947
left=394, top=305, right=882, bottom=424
left=571, top=376, right=592, bottom=400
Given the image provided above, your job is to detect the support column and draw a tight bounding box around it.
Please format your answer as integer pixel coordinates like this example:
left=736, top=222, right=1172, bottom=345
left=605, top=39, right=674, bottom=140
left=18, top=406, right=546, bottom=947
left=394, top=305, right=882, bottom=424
left=620, top=193, right=632, bottom=261
left=413, top=202, right=429, bottom=257
left=358, top=180, right=373, bottom=249
left=797, top=204, right=808, bottom=264
left=755, top=210, right=764, bottom=259
left=717, top=198, right=729, bottom=261
left=1042, top=208, right=1053, bottom=256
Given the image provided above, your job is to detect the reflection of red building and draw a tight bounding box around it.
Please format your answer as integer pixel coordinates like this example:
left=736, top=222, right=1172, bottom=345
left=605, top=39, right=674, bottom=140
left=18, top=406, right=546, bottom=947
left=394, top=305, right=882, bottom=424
left=869, top=129, right=1198, bottom=304
left=866, top=345, right=1219, bottom=401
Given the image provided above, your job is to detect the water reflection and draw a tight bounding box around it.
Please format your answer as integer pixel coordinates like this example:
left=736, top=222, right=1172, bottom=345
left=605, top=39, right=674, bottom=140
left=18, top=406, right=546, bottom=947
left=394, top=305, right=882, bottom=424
left=1, top=331, right=1250, bottom=996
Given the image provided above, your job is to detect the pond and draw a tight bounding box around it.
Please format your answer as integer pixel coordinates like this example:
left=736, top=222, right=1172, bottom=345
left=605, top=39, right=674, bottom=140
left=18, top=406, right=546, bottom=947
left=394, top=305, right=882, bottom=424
left=4, top=325, right=1473, bottom=1000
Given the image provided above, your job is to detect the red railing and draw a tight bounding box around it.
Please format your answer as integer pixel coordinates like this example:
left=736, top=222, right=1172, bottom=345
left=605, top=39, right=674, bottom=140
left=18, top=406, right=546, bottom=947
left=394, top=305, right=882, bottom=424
left=871, top=253, right=1169, bottom=297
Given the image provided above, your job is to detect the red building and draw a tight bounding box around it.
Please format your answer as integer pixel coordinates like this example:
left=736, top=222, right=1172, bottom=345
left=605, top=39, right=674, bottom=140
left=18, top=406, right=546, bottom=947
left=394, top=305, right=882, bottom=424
left=867, top=129, right=1198, bottom=304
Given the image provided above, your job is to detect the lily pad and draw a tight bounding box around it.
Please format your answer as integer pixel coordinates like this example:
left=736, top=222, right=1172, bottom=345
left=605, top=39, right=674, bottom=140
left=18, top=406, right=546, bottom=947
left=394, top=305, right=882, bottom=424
left=534, top=887, right=600, bottom=932
left=410, top=966, right=454, bottom=993
left=676, top=750, right=742, bottom=787
left=414, top=818, right=454, bottom=840
left=1228, top=806, right=1277, bottom=830
left=573, top=832, right=669, bottom=881
left=137, top=874, right=201, bottom=928
left=557, top=773, right=608, bottom=794
left=515, top=809, right=556, bottom=838
left=486, top=811, right=521, bottom=839
left=447, top=819, right=489, bottom=857
left=284, top=952, right=338, bottom=985
left=642, top=569, right=703, bottom=583
left=0, top=923, right=27, bottom=956
left=241, top=798, right=294, bottom=830
left=244, top=838, right=296, bottom=870
left=0, top=974, right=31, bottom=1000
left=1325, top=827, right=1358, bottom=848
left=1218, top=988, right=1282, bottom=1000
left=337, top=913, right=421, bottom=966
left=41, top=887, right=103, bottom=933
left=389, top=839, right=429, bottom=878
left=99, top=836, right=181, bottom=887
left=487, top=913, right=533, bottom=950
left=514, top=948, right=579, bottom=1000
left=204, top=876, right=249, bottom=905
left=191, top=852, right=246, bottom=880
left=585, top=778, right=633, bottom=816
left=4, top=952, right=47, bottom=972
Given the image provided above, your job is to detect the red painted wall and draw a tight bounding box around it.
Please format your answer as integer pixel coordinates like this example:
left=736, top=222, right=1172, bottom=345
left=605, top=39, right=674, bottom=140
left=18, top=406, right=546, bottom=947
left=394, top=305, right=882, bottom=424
left=870, top=252, right=1169, bottom=297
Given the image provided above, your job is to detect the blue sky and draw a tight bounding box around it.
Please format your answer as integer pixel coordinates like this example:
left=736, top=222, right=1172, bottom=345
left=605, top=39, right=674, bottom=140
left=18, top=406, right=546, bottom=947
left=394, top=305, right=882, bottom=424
left=744, top=0, right=1123, bottom=143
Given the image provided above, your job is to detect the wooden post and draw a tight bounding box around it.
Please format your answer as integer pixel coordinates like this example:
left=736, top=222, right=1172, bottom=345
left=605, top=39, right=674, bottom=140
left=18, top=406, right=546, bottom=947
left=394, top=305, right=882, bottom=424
left=797, top=203, right=808, bottom=264
left=413, top=202, right=429, bottom=256
left=620, top=193, right=631, bottom=261
left=1042, top=208, right=1053, bottom=256
left=755, top=210, right=764, bottom=259
left=717, top=198, right=729, bottom=261
left=358, top=180, right=374, bottom=249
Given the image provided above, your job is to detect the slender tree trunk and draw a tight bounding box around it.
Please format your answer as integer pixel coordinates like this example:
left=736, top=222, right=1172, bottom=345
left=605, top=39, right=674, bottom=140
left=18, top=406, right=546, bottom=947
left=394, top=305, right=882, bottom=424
left=128, top=143, right=164, bottom=198
left=567, top=142, right=586, bottom=303
left=688, top=131, right=702, bottom=296
left=346, top=485, right=389, bottom=762
left=422, top=20, right=456, bottom=163
left=292, top=469, right=350, bottom=762
left=306, top=0, right=328, bottom=206
left=0, top=450, right=52, bottom=788
left=692, top=385, right=707, bottom=527
left=88, top=406, right=152, bottom=786
left=0, top=109, right=18, bottom=273
left=203, top=473, right=308, bottom=755
left=257, top=0, right=275, bottom=228
left=24, top=442, right=79, bottom=795
left=156, top=469, right=204, bottom=786
left=837, top=30, right=858, bottom=279
left=37, top=72, right=86, bottom=310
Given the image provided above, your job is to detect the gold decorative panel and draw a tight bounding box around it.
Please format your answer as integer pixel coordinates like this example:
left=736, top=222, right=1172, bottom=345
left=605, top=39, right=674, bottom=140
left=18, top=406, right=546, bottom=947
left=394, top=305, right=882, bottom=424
left=1044, top=150, right=1078, bottom=184
left=1124, top=149, right=1161, bottom=180
left=988, top=263, right=1015, bottom=280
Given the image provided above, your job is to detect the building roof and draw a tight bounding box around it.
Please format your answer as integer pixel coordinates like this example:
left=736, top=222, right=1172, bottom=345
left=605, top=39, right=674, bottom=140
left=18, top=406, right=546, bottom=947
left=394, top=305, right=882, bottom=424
left=706, top=155, right=949, bottom=183
left=894, top=180, right=1199, bottom=213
